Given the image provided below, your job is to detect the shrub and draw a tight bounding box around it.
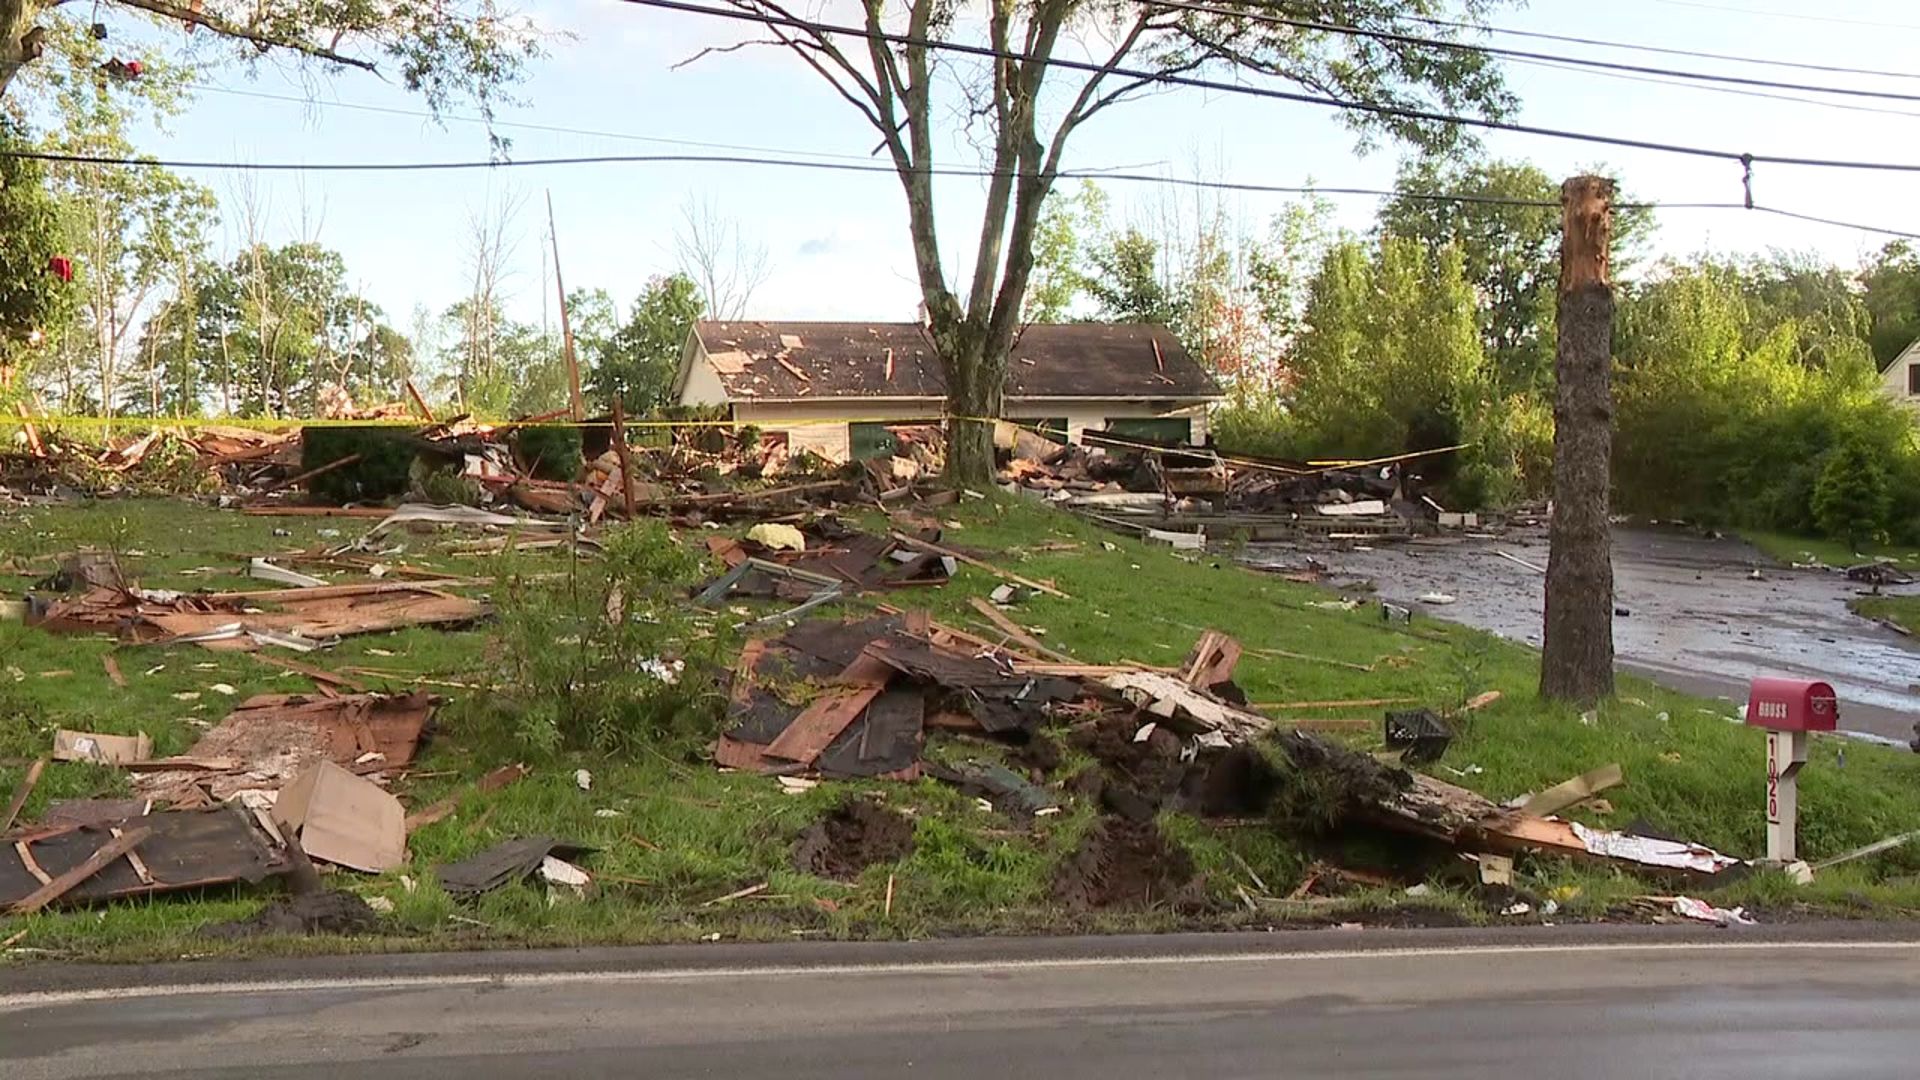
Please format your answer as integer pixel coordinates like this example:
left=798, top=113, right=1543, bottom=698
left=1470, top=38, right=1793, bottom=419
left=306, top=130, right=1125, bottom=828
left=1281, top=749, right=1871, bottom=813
left=513, top=424, right=584, bottom=481
left=1812, top=441, right=1893, bottom=551
left=466, top=520, right=727, bottom=755
left=301, top=426, right=421, bottom=503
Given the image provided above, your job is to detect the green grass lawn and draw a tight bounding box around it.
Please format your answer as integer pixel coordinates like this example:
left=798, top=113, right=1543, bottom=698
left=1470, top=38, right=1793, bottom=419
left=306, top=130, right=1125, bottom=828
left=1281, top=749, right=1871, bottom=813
left=1744, top=530, right=1920, bottom=570
left=4, top=494, right=1920, bottom=961
left=1852, top=594, right=1920, bottom=635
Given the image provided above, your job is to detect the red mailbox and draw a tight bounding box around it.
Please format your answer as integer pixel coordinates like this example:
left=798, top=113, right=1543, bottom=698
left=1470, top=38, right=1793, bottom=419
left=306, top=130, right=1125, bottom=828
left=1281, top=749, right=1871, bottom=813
left=1745, top=678, right=1838, bottom=732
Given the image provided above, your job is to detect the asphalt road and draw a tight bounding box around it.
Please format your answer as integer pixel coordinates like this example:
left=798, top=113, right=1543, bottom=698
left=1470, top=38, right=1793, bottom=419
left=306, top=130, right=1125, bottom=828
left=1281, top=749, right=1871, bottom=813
left=7, top=932, right=1920, bottom=1079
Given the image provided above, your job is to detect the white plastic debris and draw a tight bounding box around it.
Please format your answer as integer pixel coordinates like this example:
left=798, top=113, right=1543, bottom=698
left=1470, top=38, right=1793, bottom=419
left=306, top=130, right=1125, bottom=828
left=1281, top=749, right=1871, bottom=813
left=595, top=808, right=626, bottom=817
left=1405, top=883, right=1432, bottom=898
left=639, top=657, right=684, bottom=684
left=990, top=584, right=1017, bottom=605
left=1672, top=896, right=1756, bottom=926
left=1417, top=592, right=1457, bottom=605
left=776, top=777, right=818, bottom=795
left=209, top=683, right=237, bottom=696
left=1132, top=722, right=1158, bottom=743
left=1572, top=822, right=1742, bottom=874
left=1502, top=902, right=1532, bottom=917
left=539, top=856, right=592, bottom=898
left=574, top=769, right=593, bottom=792
left=366, top=896, right=396, bottom=914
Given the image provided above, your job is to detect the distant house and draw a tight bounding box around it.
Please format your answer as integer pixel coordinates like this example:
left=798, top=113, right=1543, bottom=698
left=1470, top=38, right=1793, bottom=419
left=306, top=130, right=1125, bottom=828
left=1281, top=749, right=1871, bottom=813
left=1882, top=338, right=1920, bottom=415
left=671, top=321, right=1223, bottom=461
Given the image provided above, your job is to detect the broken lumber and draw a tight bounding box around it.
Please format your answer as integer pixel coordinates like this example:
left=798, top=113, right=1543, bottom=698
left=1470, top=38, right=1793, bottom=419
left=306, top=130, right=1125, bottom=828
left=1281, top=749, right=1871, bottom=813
left=1182, top=630, right=1242, bottom=690
left=968, top=597, right=1076, bottom=663
left=2, top=759, right=46, bottom=833
left=1520, top=763, right=1624, bottom=818
left=8, top=827, right=151, bottom=915
left=1259, top=697, right=1418, bottom=710
left=259, top=453, right=362, bottom=495
left=102, top=655, right=126, bottom=688
left=888, top=531, right=1067, bottom=598
left=247, top=652, right=370, bottom=693
left=762, top=655, right=892, bottom=765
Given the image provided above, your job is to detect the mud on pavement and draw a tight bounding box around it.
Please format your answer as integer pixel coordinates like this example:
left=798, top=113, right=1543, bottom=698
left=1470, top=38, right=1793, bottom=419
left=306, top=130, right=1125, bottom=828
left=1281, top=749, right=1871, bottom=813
left=1246, top=526, right=1920, bottom=743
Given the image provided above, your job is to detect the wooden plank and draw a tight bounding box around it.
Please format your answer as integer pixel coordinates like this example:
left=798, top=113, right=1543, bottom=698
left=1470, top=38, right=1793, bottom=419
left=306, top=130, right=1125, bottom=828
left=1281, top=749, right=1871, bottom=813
left=1, top=759, right=46, bottom=833
left=967, top=597, right=1076, bottom=663
left=774, top=355, right=811, bottom=382
left=1259, top=697, right=1417, bottom=710
left=241, top=505, right=395, bottom=519
left=762, top=656, right=891, bottom=765
left=259, top=453, right=362, bottom=495
left=404, top=379, right=436, bottom=422
left=212, top=580, right=474, bottom=602
left=612, top=398, right=637, bottom=518
left=247, top=652, right=369, bottom=693
left=887, top=532, right=1068, bottom=598
left=1182, top=630, right=1242, bottom=690
left=1520, top=763, right=1624, bottom=818
left=9, top=827, right=152, bottom=915
left=101, top=655, right=126, bottom=688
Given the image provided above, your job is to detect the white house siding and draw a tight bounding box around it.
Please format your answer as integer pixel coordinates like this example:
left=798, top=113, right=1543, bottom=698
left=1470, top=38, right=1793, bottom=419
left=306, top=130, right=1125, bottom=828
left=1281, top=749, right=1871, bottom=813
left=1880, top=344, right=1920, bottom=415
left=1054, top=403, right=1211, bottom=445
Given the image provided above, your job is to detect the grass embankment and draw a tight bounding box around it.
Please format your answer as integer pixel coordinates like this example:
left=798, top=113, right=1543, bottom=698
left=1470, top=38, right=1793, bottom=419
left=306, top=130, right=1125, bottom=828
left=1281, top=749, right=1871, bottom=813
left=3, top=496, right=1920, bottom=962
left=1744, top=530, right=1920, bottom=571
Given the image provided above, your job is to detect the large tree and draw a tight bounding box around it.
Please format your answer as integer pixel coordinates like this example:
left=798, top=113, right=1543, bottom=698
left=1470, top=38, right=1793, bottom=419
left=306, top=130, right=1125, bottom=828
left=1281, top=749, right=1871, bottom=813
left=0, top=0, right=544, bottom=124
left=687, top=0, right=1514, bottom=483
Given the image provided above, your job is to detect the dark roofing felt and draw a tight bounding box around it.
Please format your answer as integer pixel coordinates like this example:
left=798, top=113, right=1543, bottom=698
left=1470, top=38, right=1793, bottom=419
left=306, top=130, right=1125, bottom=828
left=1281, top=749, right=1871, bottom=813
left=692, top=321, right=1221, bottom=401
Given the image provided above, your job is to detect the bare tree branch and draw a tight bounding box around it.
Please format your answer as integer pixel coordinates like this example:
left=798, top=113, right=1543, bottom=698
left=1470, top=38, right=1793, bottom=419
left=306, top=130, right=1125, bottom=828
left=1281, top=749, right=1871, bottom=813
left=110, top=0, right=381, bottom=74
left=671, top=37, right=789, bottom=71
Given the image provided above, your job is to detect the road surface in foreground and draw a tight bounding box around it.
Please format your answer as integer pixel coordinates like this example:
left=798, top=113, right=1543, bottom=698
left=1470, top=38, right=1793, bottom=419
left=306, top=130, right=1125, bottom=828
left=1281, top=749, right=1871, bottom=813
left=6, top=935, right=1920, bottom=1078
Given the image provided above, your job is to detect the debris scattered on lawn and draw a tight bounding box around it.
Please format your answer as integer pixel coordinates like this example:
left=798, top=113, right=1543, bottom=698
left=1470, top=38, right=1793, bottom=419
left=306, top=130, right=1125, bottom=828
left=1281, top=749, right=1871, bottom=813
left=574, top=768, right=593, bottom=791
left=0, top=807, right=285, bottom=910
left=134, top=691, right=434, bottom=803
left=51, top=729, right=152, bottom=766
left=1670, top=896, right=1757, bottom=926
left=539, top=856, right=593, bottom=899
left=274, top=761, right=406, bottom=873
left=1383, top=709, right=1452, bottom=764
left=1519, top=762, right=1625, bottom=818
left=436, top=836, right=595, bottom=898
left=1, top=759, right=47, bottom=832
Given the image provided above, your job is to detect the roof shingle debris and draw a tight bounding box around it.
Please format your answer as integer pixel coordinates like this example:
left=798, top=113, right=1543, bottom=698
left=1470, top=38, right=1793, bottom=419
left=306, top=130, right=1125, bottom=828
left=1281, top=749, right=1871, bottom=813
left=694, top=321, right=1223, bottom=401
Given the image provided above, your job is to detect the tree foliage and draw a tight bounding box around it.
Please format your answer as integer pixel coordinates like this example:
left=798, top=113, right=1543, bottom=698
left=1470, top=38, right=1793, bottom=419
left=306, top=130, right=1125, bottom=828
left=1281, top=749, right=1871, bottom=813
left=586, top=273, right=704, bottom=416
left=1812, top=441, right=1893, bottom=552
left=692, top=0, right=1517, bottom=482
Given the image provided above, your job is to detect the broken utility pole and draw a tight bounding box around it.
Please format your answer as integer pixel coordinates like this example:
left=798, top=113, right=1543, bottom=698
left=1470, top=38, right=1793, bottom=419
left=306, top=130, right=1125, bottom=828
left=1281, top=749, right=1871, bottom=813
left=1540, top=175, right=1617, bottom=705
left=547, top=190, right=585, bottom=422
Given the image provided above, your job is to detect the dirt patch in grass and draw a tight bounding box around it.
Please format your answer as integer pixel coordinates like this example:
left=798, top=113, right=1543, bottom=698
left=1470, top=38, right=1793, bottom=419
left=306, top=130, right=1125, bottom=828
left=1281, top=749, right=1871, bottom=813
left=792, top=798, right=916, bottom=881
left=201, top=889, right=383, bottom=939
left=1051, top=816, right=1205, bottom=912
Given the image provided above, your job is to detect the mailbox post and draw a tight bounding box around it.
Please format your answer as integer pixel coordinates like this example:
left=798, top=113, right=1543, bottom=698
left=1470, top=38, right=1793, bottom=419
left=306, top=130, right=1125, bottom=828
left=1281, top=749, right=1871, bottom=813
left=1745, top=677, right=1839, bottom=863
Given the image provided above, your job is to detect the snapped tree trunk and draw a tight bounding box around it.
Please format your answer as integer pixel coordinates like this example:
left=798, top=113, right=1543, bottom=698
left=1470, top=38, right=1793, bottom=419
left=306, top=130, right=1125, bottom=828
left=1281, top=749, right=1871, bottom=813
left=0, top=0, right=38, bottom=100
left=1539, top=175, right=1617, bottom=705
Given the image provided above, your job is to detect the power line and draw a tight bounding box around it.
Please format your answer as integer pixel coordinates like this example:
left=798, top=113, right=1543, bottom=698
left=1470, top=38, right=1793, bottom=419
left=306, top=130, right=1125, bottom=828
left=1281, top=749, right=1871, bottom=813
left=1501, top=54, right=1920, bottom=121
left=1399, top=11, right=1920, bottom=81
left=1148, top=0, right=1920, bottom=104
left=1649, top=0, right=1920, bottom=32
left=15, top=139, right=1920, bottom=238
left=612, top=0, right=1920, bottom=174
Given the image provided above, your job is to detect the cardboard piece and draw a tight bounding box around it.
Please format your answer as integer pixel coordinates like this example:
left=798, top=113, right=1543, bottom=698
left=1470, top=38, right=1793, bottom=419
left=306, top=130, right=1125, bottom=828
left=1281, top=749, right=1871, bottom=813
left=52, top=729, right=152, bottom=766
left=274, top=761, right=405, bottom=873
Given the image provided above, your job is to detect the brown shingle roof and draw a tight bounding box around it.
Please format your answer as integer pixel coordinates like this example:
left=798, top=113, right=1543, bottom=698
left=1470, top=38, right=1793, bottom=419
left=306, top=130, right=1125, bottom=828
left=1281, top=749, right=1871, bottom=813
left=692, top=321, right=1221, bottom=401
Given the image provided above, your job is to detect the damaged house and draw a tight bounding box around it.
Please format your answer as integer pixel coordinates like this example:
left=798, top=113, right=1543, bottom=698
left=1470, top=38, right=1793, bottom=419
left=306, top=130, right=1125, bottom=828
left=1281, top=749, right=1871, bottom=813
left=671, top=321, right=1223, bottom=461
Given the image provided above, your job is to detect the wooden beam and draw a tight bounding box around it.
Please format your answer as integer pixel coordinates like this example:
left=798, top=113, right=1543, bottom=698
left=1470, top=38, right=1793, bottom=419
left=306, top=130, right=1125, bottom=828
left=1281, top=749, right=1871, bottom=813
left=246, top=652, right=369, bottom=693
left=611, top=398, right=637, bottom=518
left=887, top=532, right=1068, bottom=598
left=967, top=597, right=1076, bottom=663
left=1, top=759, right=46, bottom=833
left=259, top=453, right=361, bottom=495
left=404, top=379, right=436, bottom=422
left=8, top=827, right=152, bottom=915
left=547, top=190, right=585, bottom=422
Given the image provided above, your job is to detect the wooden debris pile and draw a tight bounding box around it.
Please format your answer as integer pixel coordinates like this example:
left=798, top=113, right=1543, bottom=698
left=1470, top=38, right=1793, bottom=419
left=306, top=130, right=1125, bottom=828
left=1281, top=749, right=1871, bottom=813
left=29, top=580, right=489, bottom=650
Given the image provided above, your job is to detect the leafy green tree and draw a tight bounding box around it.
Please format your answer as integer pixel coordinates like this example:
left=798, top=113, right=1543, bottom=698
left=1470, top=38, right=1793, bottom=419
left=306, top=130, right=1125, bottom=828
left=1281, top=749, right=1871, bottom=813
left=1860, top=241, right=1920, bottom=369
left=0, top=115, right=74, bottom=398
left=1380, top=155, right=1651, bottom=393
left=0, top=0, right=544, bottom=132
left=1813, top=441, right=1893, bottom=551
left=586, top=273, right=703, bottom=415
left=1022, top=182, right=1092, bottom=323
left=689, top=0, right=1517, bottom=484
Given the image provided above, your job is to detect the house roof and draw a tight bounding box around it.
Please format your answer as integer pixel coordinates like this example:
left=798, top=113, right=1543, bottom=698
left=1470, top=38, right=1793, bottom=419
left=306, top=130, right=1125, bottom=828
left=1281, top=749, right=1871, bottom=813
left=689, top=321, right=1222, bottom=402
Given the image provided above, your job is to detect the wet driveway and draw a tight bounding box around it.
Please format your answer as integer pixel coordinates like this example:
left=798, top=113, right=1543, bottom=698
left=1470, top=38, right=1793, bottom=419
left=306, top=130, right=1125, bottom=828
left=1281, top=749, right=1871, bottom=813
left=1245, top=527, right=1920, bottom=743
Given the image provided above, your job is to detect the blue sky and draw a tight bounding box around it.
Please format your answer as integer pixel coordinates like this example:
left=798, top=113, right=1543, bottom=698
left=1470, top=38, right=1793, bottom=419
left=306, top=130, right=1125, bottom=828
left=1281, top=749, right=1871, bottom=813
left=124, top=0, right=1920, bottom=333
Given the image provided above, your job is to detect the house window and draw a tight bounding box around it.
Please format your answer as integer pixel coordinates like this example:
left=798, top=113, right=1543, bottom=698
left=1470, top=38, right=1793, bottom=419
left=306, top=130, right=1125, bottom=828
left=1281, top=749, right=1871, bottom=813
left=1909, top=364, right=1920, bottom=396
left=1102, top=417, right=1192, bottom=446
left=849, top=421, right=901, bottom=460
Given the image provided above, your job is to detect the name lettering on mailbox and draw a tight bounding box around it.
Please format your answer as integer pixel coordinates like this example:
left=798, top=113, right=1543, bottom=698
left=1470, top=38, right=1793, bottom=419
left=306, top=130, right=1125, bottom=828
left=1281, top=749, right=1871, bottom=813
left=1758, top=701, right=1790, bottom=721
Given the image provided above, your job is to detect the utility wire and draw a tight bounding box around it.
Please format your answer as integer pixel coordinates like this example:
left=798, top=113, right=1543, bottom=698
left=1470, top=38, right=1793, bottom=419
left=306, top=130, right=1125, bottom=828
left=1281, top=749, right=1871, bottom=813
left=1650, top=0, right=1920, bottom=32
left=1398, top=11, right=1920, bottom=80
left=1501, top=54, right=1920, bottom=121
left=611, top=0, right=1920, bottom=174
left=1148, top=0, right=1920, bottom=104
